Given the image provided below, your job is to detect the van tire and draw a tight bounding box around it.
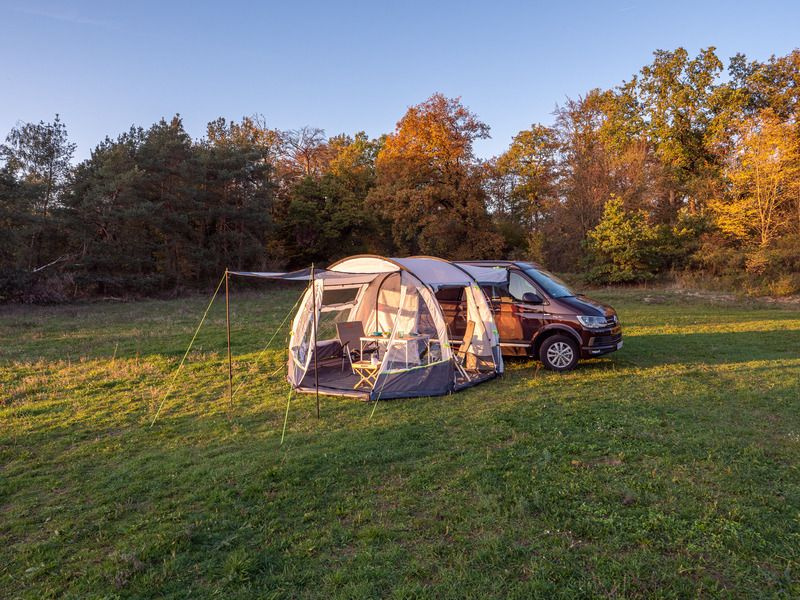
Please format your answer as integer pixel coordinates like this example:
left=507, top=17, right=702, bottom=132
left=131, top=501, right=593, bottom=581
left=539, top=335, right=579, bottom=372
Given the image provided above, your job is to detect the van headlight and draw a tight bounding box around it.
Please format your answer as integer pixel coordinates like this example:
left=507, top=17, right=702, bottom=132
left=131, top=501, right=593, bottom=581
left=577, top=315, right=607, bottom=329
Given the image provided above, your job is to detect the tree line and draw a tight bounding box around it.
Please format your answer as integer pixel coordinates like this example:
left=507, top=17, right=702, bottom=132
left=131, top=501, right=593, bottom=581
left=1, top=47, right=799, bottom=302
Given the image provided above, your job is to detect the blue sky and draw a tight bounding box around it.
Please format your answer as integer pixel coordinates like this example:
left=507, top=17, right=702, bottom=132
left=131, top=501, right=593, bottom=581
left=2, top=0, right=799, bottom=161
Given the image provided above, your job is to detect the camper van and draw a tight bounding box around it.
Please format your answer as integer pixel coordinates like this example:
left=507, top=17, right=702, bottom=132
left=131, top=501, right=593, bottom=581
left=443, top=261, right=622, bottom=371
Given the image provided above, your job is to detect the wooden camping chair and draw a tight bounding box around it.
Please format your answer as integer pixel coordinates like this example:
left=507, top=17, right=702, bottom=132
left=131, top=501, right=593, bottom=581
left=453, top=320, right=475, bottom=382
left=336, top=321, right=381, bottom=389
left=351, top=359, right=381, bottom=389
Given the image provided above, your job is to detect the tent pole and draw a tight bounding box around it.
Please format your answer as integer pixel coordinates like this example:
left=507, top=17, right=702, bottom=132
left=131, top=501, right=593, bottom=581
left=373, top=272, right=392, bottom=334
left=311, top=264, right=320, bottom=418
left=225, top=269, right=233, bottom=415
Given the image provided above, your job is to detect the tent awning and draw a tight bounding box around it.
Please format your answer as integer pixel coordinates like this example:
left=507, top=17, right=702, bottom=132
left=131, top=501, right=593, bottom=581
left=228, top=268, right=396, bottom=286
left=230, top=258, right=509, bottom=288
left=457, top=264, right=508, bottom=285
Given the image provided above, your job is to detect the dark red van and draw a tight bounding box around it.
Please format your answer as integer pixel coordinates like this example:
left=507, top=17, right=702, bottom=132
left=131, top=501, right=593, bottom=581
left=439, top=261, right=622, bottom=371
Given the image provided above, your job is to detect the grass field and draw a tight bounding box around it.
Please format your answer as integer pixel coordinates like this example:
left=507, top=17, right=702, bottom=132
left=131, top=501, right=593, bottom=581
left=2, top=284, right=800, bottom=598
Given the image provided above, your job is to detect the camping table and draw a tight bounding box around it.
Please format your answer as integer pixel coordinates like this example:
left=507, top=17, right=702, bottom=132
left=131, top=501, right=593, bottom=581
left=360, top=334, right=431, bottom=368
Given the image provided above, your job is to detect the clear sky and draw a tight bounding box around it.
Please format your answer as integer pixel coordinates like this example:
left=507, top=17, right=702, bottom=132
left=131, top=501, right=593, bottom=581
left=2, top=0, right=799, bottom=161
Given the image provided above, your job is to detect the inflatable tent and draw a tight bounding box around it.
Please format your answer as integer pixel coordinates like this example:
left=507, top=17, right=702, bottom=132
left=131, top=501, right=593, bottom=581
left=237, top=255, right=504, bottom=401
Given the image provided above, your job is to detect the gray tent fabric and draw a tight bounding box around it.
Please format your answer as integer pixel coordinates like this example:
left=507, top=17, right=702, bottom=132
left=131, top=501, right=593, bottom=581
left=370, top=361, right=454, bottom=400
left=456, top=264, right=508, bottom=285
left=228, top=268, right=315, bottom=280
left=228, top=268, right=389, bottom=285
left=391, top=258, right=475, bottom=289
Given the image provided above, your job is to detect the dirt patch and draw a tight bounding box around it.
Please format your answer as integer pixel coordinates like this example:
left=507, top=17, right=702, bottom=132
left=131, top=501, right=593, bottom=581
left=756, top=294, right=800, bottom=305
left=570, top=456, right=624, bottom=469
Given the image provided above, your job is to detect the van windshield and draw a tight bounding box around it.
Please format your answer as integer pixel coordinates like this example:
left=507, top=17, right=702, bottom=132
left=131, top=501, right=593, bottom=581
left=523, top=268, right=575, bottom=298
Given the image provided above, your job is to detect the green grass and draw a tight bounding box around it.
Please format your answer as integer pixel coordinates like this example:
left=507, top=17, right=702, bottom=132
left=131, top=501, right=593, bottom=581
left=2, top=283, right=800, bottom=598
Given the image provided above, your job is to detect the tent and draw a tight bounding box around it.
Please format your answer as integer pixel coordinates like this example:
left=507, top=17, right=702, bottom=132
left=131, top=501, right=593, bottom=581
left=234, top=255, right=504, bottom=401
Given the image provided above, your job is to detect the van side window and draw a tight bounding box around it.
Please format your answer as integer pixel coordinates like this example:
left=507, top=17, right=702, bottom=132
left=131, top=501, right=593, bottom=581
left=435, top=287, right=463, bottom=302
left=508, top=272, right=539, bottom=301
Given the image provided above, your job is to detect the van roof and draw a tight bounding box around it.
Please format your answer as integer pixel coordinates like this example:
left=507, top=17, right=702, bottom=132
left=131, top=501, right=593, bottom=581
left=455, top=260, right=543, bottom=270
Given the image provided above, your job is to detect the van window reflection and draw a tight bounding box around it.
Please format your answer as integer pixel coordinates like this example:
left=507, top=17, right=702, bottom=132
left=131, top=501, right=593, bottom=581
left=508, top=272, right=539, bottom=301
left=522, top=268, right=574, bottom=298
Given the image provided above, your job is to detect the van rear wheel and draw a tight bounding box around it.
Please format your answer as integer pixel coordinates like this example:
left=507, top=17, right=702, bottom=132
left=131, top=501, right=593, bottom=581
left=539, top=335, right=579, bottom=372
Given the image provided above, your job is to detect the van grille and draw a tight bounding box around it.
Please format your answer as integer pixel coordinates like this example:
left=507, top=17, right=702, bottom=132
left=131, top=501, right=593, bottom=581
left=588, top=333, right=622, bottom=347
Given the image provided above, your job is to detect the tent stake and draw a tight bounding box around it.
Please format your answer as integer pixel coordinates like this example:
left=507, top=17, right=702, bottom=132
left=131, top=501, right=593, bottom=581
left=311, top=264, right=320, bottom=418
left=225, top=269, right=233, bottom=415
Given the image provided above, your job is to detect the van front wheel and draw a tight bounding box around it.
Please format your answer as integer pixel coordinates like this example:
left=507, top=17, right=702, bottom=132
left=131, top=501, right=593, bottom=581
left=539, top=335, right=579, bottom=372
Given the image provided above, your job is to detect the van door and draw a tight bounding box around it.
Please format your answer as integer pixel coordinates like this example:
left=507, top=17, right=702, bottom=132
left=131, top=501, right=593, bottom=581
left=491, top=277, right=526, bottom=354
left=506, top=270, right=545, bottom=343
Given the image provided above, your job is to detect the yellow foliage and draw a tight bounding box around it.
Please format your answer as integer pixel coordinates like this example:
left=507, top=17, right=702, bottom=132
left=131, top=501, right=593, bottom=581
left=709, top=109, right=799, bottom=246
left=707, top=195, right=756, bottom=241
left=377, top=93, right=489, bottom=173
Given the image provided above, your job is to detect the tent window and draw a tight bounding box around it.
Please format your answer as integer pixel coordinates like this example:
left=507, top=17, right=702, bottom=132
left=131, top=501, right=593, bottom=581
left=322, top=286, right=359, bottom=306
left=317, top=305, right=354, bottom=341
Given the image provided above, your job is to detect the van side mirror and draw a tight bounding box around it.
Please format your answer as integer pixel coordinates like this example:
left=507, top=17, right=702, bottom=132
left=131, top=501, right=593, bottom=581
left=522, top=292, right=543, bottom=304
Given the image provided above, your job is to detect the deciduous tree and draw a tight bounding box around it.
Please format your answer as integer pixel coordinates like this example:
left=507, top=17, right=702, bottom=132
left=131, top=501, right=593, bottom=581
left=710, top=109, right=799, bottom=247
left=369, top=94, right=502, bottom=258
left=0, top=115, right=75, bottom=269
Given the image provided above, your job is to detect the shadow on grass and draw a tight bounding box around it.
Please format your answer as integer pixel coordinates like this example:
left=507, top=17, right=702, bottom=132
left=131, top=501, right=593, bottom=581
left=500, top=327, right=799, bottom=376
left=6, top=379, right=800, bottom=598
left=616, top=328, right=800, bottom=368
left=5, top=347, right=800, bottom=598
left=6, top=324, right=800, bottom=463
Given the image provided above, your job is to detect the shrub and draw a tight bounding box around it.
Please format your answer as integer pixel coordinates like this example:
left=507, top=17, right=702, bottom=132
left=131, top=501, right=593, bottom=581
left=745, top=250, right=769, bottom=275
left=762, top=234, right=800, bottom=276
left=656, top=210, right=712, bottom=270
left=768, top=274, right=800, bottom=296
left=585, top=197, right=659, bottom=283
left=0, top=269, right=75, bottom=303
left=0, top=269, right=33, bottom=303
left=692, top=235, right=747, bottom=277
left=690, top=233, right=800, bottom=297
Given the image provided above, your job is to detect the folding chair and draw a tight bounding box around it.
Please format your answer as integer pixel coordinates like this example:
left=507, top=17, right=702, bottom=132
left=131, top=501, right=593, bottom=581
left=453, top=320, right=475, bottom=382
left=352, top=359, right=381, bottom=389
left=335, top=321, right=374, bottom=372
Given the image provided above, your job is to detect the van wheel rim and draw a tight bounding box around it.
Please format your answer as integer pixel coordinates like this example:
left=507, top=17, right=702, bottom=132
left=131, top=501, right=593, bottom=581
left=547, top=342, right=574, bottom=368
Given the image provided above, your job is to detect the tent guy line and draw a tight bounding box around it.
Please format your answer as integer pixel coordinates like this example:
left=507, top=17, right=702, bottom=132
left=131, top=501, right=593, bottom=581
left=149, top=272, right=226, bottom=427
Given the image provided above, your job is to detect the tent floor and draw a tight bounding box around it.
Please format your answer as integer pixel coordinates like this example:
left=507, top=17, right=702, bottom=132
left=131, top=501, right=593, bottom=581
left=295, top=385, right=369, bottom=399
left=298, top=361, right=372, bottom=398
left=297, top=359, right=498, bottom=399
